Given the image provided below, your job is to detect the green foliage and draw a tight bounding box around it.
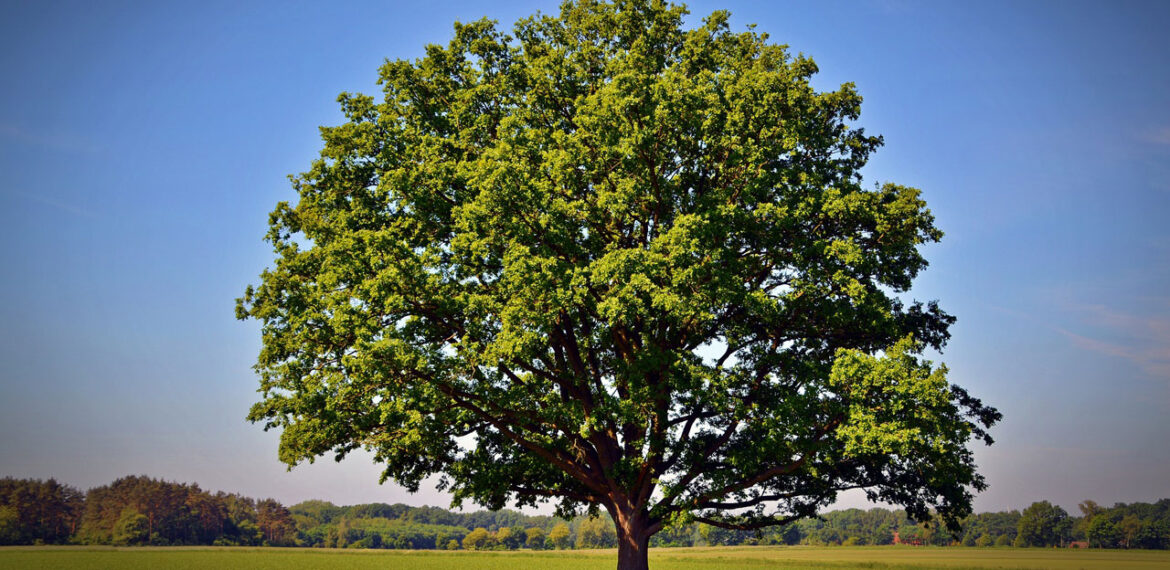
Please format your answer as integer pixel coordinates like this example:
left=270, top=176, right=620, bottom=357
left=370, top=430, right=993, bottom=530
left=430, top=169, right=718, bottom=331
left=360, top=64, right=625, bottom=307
left=576, top=516, right=617, bottom=548
left=238, top=2, right=998, bottom=552
left=549, top=523, right=571, bottom=550
left=0, top=477, right=84, bottom=545
left=525, top=526, right=547, bottom=549
left=72, top=475, right=288, bottom=547
left=291, top=500, right=345, bottom=524
left=256, top=499, right=297, bottom=546
left=233, top=517, right=262, bottom=546
left=462, top=527, right=493, bottom=550
left=1016, top=501, right=1071, bottom=547
left=286, top=500, right=557, bottom=550
left=778, top=508, right=907, bottom=547
left=954, top=509, right=1019, bottom=546
left=1087, top=515, right=1119, bottom=549
left=2, top=471, right=1170, bottom=552
left=1077, top=500, right=1170, bottom=550
left=111, top=508, right=148, bottom=546
left=497, top=526, right=527, bottom=549
left=0, top=505, right=21, bottom=545
left=697, top=522, right=738, bottom=546
left=650, top=519, right=700, bottom=547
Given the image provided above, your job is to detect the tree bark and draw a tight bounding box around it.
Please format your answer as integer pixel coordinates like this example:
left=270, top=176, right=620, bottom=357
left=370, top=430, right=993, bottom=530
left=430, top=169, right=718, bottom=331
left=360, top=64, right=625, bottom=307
left=615, top=518, right=650, bottom=570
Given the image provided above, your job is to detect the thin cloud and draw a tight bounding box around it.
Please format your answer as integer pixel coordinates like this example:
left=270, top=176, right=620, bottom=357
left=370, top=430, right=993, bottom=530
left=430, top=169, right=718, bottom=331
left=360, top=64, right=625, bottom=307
left=22, top=192, right=101, bottom=219
left=1140, top=126, right=1170, bottom=146
left=0, top=124, right=101, bottom=154
left=874, top=0, right=913, bottom=14
left=2, top=188, right=102, bottom=220
left=1058, top=303, right=1170, bottom=380
left=991, top=301, right=1170, bottom=380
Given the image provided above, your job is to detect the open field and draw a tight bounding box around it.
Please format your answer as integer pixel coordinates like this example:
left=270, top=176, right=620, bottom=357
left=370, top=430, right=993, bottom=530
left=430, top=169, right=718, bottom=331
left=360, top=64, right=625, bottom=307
left=2, top=546, right=1169, bottom=569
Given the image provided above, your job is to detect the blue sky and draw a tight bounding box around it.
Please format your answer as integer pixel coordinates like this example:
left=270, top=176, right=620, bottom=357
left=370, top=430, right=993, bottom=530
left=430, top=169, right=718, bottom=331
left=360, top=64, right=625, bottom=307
left=1, top=0, right=1167, bottom=514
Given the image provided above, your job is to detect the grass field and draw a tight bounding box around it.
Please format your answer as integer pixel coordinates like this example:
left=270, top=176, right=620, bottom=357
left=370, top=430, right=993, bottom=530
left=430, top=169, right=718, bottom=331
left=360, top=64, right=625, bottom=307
left=2, top=545, right=1169, bottom=569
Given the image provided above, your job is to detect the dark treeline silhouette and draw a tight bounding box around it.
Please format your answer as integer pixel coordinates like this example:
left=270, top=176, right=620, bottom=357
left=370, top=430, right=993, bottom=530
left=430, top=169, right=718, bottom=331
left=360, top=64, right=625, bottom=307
left=1, top=475, right=1167, bottom=549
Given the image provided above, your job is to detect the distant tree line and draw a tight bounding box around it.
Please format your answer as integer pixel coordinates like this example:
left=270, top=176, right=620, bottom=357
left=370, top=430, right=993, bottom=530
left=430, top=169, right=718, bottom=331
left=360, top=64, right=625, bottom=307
left=647, top=500, right=1169, bottom=550
left=0, top=476, right=295, bottom=546
left=1, top=476, right=1167, bottom=550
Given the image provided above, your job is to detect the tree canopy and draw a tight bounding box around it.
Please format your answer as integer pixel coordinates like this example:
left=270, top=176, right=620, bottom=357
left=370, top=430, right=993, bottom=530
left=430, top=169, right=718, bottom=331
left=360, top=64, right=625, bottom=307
left=1016, top=501, right=1071, bottom=547
left=238, top=1, right=999, bottom=567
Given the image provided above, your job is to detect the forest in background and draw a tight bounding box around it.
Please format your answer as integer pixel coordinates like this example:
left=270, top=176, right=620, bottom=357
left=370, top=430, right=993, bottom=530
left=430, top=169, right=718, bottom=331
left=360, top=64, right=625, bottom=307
left=1, top=475, right=1167, bottom=550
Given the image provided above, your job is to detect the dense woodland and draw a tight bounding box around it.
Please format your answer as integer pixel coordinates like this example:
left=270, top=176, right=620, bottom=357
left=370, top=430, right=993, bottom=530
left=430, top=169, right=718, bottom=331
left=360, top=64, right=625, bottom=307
left=1, top=476, right=1166, bottom=549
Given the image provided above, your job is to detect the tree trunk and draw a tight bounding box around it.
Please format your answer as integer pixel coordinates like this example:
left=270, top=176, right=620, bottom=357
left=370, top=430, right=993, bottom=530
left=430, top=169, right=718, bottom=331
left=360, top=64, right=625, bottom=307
left=616, top=532, right=649, bottom=570
left=615, top=521, right=650, bottom=570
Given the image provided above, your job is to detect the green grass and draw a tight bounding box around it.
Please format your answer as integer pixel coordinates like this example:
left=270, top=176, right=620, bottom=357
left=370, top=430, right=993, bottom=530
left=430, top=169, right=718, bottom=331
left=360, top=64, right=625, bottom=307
left=2, top=545, right=1169, bottom=569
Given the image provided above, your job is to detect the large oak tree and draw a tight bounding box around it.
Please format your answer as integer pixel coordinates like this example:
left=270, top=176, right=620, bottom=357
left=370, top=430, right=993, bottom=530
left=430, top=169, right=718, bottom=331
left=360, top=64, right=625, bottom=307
left=238, top=1, right=999, bottom=568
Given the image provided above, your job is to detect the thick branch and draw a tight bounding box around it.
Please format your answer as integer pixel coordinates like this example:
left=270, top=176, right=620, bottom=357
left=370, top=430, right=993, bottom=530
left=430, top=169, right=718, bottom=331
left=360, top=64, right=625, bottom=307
left=508, top=484, right=600, bottom=505
left=693, top=513, right=802, bottom=531
left=434, top=382, right=607, bottom=496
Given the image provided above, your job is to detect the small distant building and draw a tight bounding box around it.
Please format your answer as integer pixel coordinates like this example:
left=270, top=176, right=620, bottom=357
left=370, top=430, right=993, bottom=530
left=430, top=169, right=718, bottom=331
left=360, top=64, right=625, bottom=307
left=1068, top=541, right=1089, bottom=549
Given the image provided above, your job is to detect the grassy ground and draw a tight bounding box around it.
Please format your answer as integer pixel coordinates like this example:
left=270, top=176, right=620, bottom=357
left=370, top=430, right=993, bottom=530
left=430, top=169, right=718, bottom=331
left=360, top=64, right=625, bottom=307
left=2, top=545, right=1168, bottom=569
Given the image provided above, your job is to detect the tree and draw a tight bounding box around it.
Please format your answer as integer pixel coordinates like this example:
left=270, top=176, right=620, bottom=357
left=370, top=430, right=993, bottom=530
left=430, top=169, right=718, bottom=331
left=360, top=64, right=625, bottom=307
left=112, top=508, right=149, bottom=546
left=1087, top=515, right=1119, bottom=549
left=548, top=523, right=572, bottom=550
left=1073, top=500, right=1103, bottom=541
left=699, top=522, right=746, bottom=546
left=1118, top=514, right=1142, bottom=549
left=462, top=527, right=492, bottom=550
left=577, top=515, right=618, bottom=548
left=186, top=488, right=228, bottom=543
left=1016, top=501, right=1070, bottom=547
left=525, top=526, right=547, bottom=549
left=778, top=522, right=804, bottom=546
left=256, top=499, right=297, bottom=546
left=505, top=525, right=528, bottom=549
left=0, top=477, right=84, bottom=545
left=238, top=1, right=998, bottom=568
left=1078, top=500, right=1103, bottom=519
left=236, top=519, right=262, bottom=546
left=0, top=506, right=19, bottom=545
left=1133, top=519, right=1169, bottom=550
left=495, top=526, right=515, bottom=549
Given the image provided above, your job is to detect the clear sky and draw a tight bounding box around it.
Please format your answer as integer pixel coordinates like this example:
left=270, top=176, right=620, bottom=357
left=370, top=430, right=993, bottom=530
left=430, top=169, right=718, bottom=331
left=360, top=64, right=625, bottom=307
left=1, top=0, right=1167, bottom=515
